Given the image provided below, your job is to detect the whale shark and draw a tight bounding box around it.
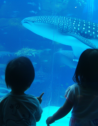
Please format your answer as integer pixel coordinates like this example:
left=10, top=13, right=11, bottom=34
left=21, top=16, right=98, bottom=58
left=54, top=49, right=78, bottom=68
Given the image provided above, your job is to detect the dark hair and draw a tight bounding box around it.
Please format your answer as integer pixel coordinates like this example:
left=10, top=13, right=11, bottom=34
left=73, top=49, right=98, bottom=90
left=5, top=56, right=35, bottom=92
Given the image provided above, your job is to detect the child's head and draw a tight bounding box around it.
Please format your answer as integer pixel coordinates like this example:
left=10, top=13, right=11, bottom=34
left=73, top=49, right=98, bottom=90
left=5, top=56, right=35, bottom=93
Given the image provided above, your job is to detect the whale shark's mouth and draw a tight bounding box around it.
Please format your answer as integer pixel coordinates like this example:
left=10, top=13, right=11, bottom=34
left=22, top=16, right=98, bottom=58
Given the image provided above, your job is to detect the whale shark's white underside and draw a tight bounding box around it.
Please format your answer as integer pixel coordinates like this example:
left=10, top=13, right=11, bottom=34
left=21, top=16, right=98, bottom=58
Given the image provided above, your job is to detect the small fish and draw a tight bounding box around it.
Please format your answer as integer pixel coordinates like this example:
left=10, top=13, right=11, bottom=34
left=29, top=11, right=37, bottom=14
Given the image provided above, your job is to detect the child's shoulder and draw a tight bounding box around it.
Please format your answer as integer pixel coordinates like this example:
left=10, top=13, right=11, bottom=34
left=0, top=93, right=37, bottom=103
left=67, top=83, right=79, bottom=89
left=0, top=93, right=9, bottom=103
left=66, top=83, right=81, bottom=94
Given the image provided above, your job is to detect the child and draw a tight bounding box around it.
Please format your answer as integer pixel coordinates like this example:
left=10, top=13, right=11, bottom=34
left=46, top=49, right=98, bottom=126
left=0, top=56, right=44, bottom=126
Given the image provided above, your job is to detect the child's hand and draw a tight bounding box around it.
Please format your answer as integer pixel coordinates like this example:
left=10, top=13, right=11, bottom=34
left=46, top=116, right=55, bottom=126
left=36, top=92, right=44, bottom=103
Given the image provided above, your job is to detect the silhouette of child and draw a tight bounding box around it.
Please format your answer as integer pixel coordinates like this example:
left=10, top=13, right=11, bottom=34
left=46, top=49, right=98, bottom=126
left=0, top=56, right=44, bottom=126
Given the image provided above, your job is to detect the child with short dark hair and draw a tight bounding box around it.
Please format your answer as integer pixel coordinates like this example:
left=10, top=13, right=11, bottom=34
left=0, top=56, right=44, bottom=126
left=46, top=49, right=98, bottom=126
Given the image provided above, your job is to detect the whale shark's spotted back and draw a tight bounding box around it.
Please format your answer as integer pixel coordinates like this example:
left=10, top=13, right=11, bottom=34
left=22, top=16, right=98, bottom=49
left=25, top=16, right=98, bottom=39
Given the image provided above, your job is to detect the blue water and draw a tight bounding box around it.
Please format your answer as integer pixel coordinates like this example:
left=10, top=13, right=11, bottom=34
left=0, top=0, right=98, bottom=126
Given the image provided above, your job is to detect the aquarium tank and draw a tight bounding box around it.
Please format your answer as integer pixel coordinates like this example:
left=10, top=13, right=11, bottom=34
left=0, top=0, right=98, bottom=126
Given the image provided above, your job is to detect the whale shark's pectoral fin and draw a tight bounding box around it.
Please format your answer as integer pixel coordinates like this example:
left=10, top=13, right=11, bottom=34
left=66, top=33, right=97, bottom=49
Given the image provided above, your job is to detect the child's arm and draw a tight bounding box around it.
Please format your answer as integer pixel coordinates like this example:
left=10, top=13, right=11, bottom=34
left=46, top=99, right=73, bottom=125
left=34, top=93, right=44, bottom=122
left=34, top=103, right=43, bottom=122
